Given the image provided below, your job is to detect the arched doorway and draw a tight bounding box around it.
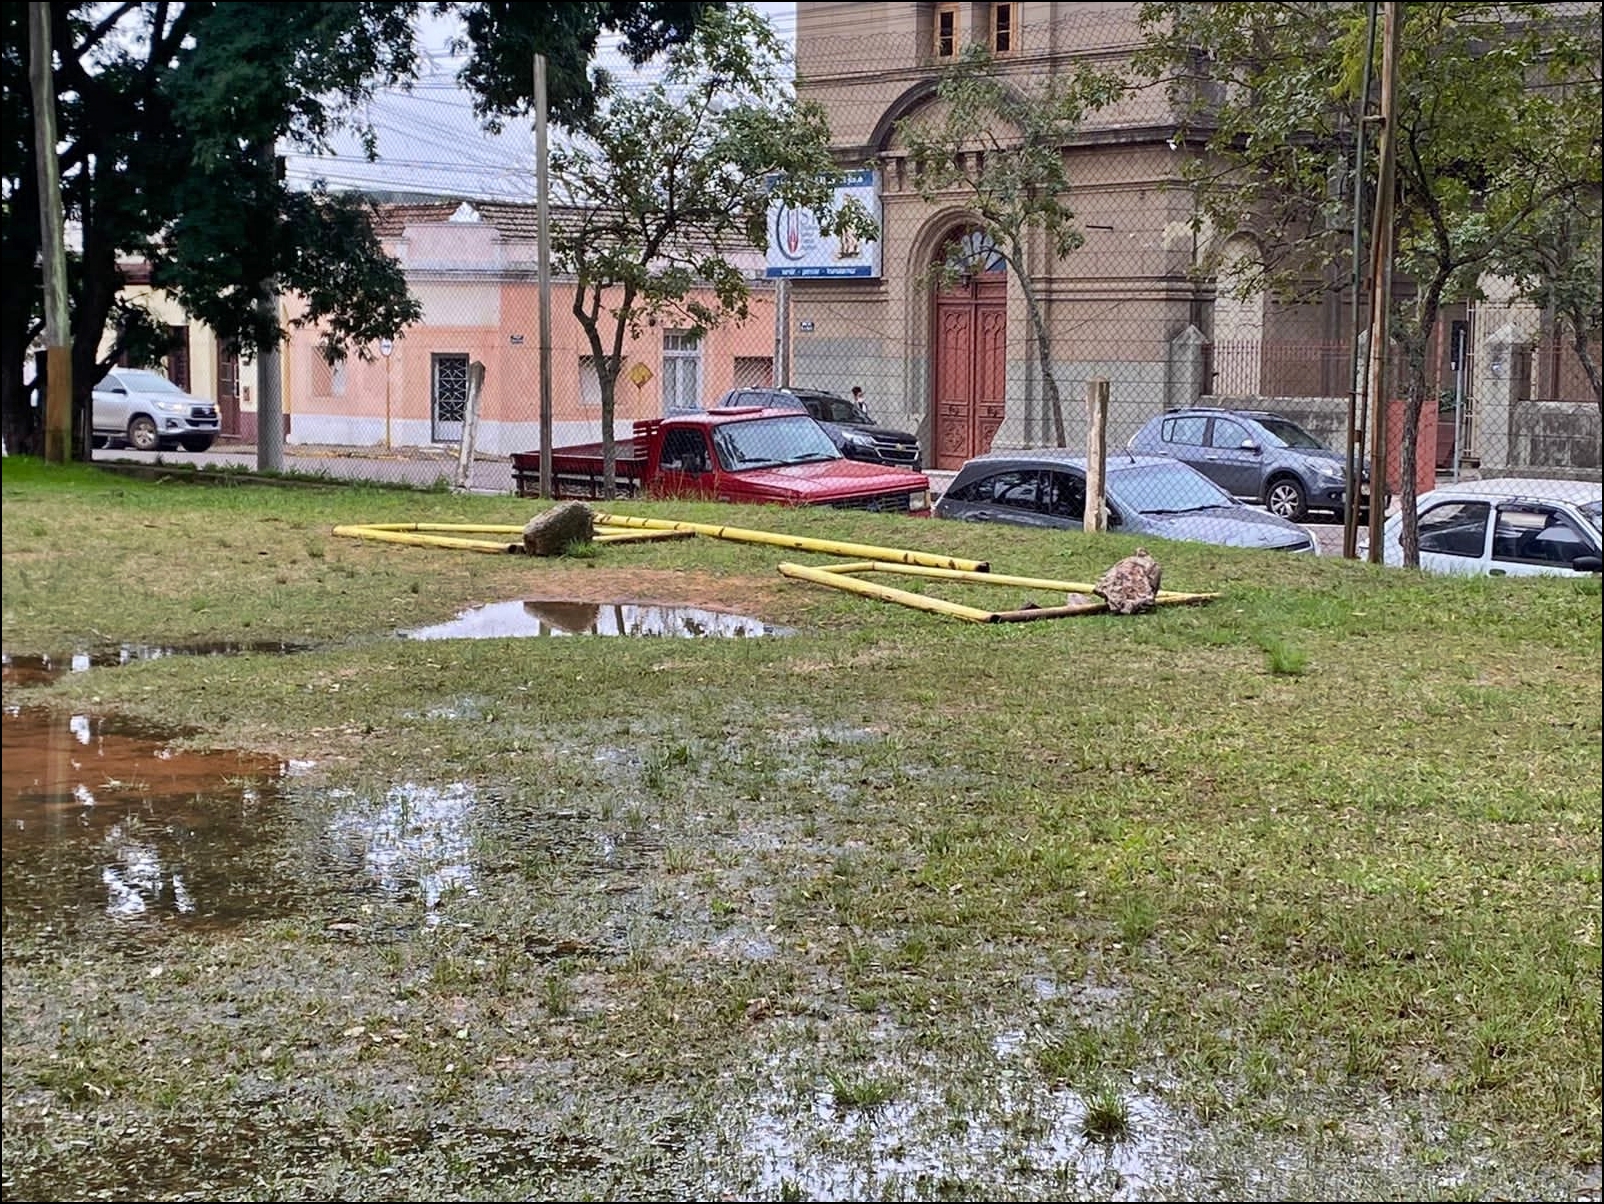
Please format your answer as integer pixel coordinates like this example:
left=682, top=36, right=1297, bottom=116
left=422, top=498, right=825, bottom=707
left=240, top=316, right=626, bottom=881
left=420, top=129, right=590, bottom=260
left=932, top=229, right=1007, bottom=470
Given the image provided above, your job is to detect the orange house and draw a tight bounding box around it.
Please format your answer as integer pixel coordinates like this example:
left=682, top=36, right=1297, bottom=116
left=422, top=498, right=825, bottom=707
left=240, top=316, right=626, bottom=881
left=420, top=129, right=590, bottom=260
left=283, top=200, right=777, bottom=455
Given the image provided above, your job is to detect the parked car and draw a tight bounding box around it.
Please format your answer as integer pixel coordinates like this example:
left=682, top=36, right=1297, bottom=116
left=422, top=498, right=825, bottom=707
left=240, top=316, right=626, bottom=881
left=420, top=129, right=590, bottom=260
left=512, top=410, right=932, bottom=512
left=933, top=448, right=1319, bottom=553
left=713, top=386, right=921, bottom=468
left=1363, top=477, right=1602, bottom=577
left=92, top=368, right=220, bottom=452
left=1128, top=406, right=1374, bottom=521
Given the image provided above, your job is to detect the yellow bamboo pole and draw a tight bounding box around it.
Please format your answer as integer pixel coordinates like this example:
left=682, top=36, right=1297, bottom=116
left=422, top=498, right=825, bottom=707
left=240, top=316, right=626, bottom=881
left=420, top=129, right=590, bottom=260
left=778, top=561, right=997, bottom=622
left=593, top=529, right=695, bottom=544
left=333, top=522, right=692, bottom=552
left=349, top=522, right=523, bottom=533
left=823, top=561, right=1215, bottom=604
left=596, top=513, right=989, bottom=572
left=331, top=525, right=520, bottom=553
left=780, top=561, right=1219, bottom=622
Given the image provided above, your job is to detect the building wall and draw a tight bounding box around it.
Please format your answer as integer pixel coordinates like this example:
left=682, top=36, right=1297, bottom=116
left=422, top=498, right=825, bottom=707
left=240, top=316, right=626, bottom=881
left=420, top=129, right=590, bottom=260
left=285, top=280, right=777, bottom=454
left=791, top=1, right=1207, bottom=460
left=97, top=283, right=223, bottom=406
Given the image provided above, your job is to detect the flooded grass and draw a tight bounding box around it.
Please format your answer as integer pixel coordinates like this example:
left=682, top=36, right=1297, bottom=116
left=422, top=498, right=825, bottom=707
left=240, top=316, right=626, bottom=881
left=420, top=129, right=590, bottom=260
left=3, top=463, right=1600, bottom=1200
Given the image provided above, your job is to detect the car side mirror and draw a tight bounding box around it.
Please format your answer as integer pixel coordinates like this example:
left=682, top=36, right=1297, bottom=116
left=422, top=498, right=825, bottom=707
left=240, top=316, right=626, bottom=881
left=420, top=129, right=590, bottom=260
left=1573, top=554, right=1603, bottom=573
left=1240, top=440, right=1260, bottom=453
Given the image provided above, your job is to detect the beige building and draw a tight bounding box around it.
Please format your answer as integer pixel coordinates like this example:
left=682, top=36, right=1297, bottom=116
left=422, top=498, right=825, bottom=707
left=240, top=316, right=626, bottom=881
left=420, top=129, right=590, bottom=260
left=789, top=1, right=1597, bottom=477
left=790, top=1, right=1235, bottom=469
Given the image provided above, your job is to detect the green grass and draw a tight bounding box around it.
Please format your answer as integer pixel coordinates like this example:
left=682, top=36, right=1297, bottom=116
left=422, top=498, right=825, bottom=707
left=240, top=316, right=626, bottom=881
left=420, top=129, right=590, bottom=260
left=1, top=456, right=1600, bottom=1200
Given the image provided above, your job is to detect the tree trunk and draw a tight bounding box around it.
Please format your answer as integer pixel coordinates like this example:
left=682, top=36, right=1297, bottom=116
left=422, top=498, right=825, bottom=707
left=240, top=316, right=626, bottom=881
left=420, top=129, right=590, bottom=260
left=599, top=366, right=618, bottom=499
left=71, top=226, right=120, bottom=462
left=1566, top=317, right=1603, bottom=410
left=1396, top=280, right=1447, bottom=569
left=2, top=156, right=43, bottom=456
left=1015, top=269, right=1066, bottom=447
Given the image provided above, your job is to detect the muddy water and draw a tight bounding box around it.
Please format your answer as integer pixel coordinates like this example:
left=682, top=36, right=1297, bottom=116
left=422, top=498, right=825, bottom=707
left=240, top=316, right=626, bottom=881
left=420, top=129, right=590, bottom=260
left=402, top=599, right=789, bottom=640
left=2, top=652, right=499, bottom=941
left=2, top=658, right=291, bottom=937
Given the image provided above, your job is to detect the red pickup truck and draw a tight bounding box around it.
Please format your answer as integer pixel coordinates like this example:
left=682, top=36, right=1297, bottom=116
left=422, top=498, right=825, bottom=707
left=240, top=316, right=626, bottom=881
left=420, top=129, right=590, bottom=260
left=512, top=408, right=933, bottom=513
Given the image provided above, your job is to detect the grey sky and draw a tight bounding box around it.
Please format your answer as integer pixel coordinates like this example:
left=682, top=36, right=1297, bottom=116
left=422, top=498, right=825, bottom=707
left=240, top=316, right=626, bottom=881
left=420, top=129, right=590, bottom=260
left=284, top=3, right=796, bottom=203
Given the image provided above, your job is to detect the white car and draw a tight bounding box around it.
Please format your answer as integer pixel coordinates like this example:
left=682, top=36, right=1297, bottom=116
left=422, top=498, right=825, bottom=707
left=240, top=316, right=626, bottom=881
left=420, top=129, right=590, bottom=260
left=92, top=368, right=220, bottom=452
left=1367, top=477, right=1602, bottom=577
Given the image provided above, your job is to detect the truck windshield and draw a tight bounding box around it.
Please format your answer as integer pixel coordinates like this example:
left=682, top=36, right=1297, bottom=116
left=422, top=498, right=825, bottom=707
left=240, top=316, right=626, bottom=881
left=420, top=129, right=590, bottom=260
left=711, top=416, right=842, bottom=470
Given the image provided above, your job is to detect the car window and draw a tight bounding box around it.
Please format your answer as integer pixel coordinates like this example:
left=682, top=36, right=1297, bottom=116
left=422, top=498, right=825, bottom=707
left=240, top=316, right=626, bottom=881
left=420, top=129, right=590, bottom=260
left=1254, top=416, right=1326, bottom=450
left=1044, top=471, right=1086, bottom=520
left=948, top=469, right=1043, bottom=511
left=660, top=429, right=710, bottom=474
left=1492, top=506, right=1591, bottom=566
left=1160, top=415, right=1207, bottom=446
left=113, top=369, right=185, bottom=394
left=711, top=415, right=838, bottom=469
left=1580, top=500, right=1602, bottom=534
left=1208, top=419, right=1251, bottom=449
left=1107, top=462, right=1234, bottom=513
left=1417, top=501, right=1489, bottom=558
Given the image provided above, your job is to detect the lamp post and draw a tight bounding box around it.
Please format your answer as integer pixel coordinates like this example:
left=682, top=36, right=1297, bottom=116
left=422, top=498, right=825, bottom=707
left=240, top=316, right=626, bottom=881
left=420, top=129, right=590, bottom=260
left=379, top=338, right=394, bottom=449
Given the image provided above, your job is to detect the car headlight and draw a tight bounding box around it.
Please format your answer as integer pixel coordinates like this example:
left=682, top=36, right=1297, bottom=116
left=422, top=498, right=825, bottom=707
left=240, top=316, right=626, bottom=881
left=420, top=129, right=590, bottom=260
left=1317, top=464, right=1344, bottom=481
left=844, top=432, right=874, bottom=447
left=155, top=399, right=189, bottom=413
left=908, top=489, right=931, bottom=511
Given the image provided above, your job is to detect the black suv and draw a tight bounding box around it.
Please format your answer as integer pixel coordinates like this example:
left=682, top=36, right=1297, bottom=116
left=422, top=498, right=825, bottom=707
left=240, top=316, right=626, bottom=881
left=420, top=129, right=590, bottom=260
left=714, top=387, right=922, bottom=468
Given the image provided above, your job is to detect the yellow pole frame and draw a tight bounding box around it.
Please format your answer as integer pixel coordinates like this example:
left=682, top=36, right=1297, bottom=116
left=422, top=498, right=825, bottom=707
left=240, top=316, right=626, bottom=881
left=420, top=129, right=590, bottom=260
left=778, top=561, right=1217, bottom=623
left=778, top=561, right=997, bottom=622
left=331, top=522, right=692, bottom=554
left=594, top=513, right=988, bottom=572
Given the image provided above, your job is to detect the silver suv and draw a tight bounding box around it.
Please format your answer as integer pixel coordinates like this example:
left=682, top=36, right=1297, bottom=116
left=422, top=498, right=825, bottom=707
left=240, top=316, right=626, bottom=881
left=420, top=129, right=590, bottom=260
left=1128, top=407, right=1375, bottom=521
left=92, top=368, right=220, bottom=452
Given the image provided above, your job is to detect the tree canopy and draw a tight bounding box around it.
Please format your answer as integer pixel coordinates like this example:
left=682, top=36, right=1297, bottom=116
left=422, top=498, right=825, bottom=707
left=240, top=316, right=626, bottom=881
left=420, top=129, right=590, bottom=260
left=0, top=0, right=712, bottom=455
left=549, top=3, right=877, bottom=494
left=1137, top=2, right=1602, bottom=563
left=895, top=45, right=1122, bottom=448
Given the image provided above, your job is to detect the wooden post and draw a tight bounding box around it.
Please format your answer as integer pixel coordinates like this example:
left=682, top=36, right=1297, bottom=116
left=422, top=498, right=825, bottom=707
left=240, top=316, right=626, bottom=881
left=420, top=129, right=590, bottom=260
left=455, top=361, right=486, bottom=492
left=534, top=53, right=554, bottom=500
left=1084, top=377, right=1109, bottom=532
left=28, top=3, right=72, bottom=463
left=1364, top=2, right=1399, bottom=563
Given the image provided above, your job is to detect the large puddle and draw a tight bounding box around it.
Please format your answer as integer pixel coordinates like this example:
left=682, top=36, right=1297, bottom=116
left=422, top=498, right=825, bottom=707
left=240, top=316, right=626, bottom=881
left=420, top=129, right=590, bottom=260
left=1, top=652, right=485, bottom=940
left=402, top=599, right=788, bottom=640
left=1, top=681, right=291, bottom=936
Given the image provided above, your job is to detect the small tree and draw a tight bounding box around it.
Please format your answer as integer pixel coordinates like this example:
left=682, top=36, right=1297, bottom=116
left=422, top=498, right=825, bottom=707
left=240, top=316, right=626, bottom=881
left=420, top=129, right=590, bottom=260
left=895, top=45, right=1122, bottom=447
left=1138, top=2, right=1602, bottom=565
left=1499, top=193, right=1603, bottom=409
left=550, top=3, right=876, bottom=496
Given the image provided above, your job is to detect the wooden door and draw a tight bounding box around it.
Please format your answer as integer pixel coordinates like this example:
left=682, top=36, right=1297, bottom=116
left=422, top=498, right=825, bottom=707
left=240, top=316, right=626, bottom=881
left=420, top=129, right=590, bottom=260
left=216, top=344, right=241, bottom=437
left=933, top=273, right=1007, bottom=470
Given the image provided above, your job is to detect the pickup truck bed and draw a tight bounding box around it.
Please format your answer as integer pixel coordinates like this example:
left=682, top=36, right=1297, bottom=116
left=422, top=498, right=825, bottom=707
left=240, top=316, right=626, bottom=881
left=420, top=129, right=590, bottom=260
left=513, top=440, right=648, bottom=499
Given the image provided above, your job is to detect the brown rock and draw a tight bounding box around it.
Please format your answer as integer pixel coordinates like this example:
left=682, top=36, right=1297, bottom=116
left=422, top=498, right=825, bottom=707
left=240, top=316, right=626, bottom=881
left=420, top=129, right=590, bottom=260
left=1092, top=547, right=1162, bottom=615
left=522, top=501, right=596, bottom=556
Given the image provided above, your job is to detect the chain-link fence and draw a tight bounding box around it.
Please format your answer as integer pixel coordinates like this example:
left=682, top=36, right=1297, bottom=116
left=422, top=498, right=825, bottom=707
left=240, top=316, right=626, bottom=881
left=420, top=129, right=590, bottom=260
left=95, top=3, right=1601, bottom=562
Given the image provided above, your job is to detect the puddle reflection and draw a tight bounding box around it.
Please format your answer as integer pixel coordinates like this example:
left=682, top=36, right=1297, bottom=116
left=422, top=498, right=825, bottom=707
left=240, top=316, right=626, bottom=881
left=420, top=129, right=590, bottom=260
left=326, top=782, right=479, bottom=919
left=1, top=699, right=288, bottom=935
left=402, top=600, right=787, bottom=640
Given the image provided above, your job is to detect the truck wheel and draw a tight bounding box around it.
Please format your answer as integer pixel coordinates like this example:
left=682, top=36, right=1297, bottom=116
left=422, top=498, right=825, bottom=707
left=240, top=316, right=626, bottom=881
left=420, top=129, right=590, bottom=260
left=127, top=415, right=160, bottom=451
left=180, top=435, right=216, bottom=453
left=1266, top=477, right=1308, bottom=521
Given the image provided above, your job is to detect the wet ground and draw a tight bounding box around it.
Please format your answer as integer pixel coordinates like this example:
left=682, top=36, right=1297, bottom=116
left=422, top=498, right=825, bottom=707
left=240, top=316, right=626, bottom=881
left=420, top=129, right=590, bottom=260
left=3, top=643, right=1597, bottom=1202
